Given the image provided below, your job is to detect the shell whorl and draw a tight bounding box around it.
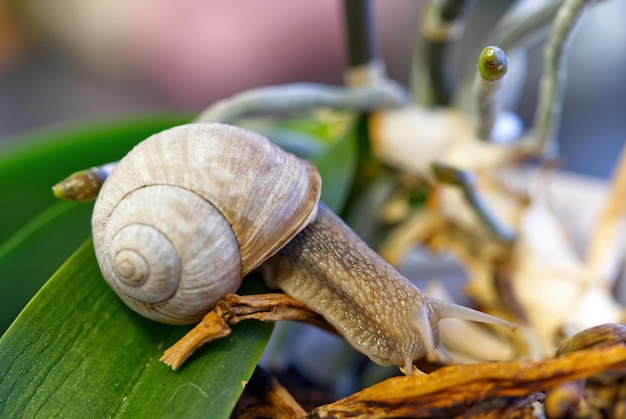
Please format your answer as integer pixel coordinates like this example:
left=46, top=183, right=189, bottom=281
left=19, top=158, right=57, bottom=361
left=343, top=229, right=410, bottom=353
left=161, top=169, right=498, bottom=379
left=92, top=123, right=321, bottom=324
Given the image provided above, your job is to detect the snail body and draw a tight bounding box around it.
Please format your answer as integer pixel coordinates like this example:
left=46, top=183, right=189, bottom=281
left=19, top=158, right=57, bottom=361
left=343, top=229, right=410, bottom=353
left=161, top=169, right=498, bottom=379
left=261, top=202, right=514, bottom=368
left=92, top=123, right=514, bottom=370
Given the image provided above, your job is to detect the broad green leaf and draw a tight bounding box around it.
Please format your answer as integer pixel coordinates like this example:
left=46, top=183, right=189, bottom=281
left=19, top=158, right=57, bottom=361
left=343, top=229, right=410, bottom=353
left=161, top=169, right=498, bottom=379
left=312, top=125, right=358, bottom=213
left=0, top=113, right=356, bottom=331
left=0, top=240, right=273, bottom=417
left=0, top=112, right=359, bottom=417
left=0, top=201, right=93, bottom=333
left=0, top=114, right=190, bottom=244
left=0, top=115, right=190, bottom=333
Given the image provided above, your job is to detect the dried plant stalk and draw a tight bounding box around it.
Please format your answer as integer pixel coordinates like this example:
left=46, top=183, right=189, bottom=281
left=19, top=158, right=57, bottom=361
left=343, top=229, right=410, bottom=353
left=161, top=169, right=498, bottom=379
left=160, top=293, right=335, bottom=370
left=233, top=367, right=307, bottom=419
left=309, top=344, right=626, bottom=418
left=586, top=145, right=626, bottom=285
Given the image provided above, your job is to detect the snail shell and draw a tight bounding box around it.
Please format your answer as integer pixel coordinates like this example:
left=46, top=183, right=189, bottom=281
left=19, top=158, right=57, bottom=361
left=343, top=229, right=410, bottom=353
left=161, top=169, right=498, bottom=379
left=92, top=123, right=321, bottom=324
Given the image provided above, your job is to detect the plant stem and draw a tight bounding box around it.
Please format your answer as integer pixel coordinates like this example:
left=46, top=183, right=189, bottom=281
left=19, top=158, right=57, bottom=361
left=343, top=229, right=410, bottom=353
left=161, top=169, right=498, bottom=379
left=411, top=0, right=474, bottom=106
left=342, top=0, right=386, bottom=86
left=532, top=0, right=594, bottom=154
left=472, top=46, right=508, bottom=141
left=195, top=82, right=406, bottom=123
left=431, top=162, right=516, bottom=244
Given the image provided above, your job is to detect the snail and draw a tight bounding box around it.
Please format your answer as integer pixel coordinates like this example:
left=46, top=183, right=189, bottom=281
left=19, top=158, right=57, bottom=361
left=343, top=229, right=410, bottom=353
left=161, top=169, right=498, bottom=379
left=92, top=122, right=515, bottom=372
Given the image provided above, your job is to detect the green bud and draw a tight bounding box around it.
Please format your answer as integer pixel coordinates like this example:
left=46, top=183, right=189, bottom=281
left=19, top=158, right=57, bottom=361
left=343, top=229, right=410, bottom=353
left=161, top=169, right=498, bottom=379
left=478, top=46, right=508, bottom=81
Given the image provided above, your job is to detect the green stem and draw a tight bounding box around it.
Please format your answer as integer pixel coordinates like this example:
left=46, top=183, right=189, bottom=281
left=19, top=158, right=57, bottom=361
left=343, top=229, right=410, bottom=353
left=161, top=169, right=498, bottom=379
left=194, top=82, right=406, bottom=124
left=453, top=1, right=562, bottom=112
left=473, top=46, right=508, bottom=141
left=342, top=0, right=386, bottom=86
left=431, top=162, right=516, bottom=244
left=532, top=0, right=594, bottom=154
left=55, top=81, right=407, bottom=202
left=411, top=0, right=474, bottom=106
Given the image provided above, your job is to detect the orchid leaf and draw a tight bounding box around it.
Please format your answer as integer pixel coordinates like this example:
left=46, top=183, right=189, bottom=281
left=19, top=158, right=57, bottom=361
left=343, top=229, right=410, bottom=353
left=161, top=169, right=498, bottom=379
left=0, top=112, right=358, bottom=417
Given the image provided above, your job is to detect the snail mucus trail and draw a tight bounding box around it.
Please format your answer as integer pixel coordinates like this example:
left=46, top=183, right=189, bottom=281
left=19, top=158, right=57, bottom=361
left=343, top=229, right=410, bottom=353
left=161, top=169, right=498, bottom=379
left=57, top=122, right=515, bottom=373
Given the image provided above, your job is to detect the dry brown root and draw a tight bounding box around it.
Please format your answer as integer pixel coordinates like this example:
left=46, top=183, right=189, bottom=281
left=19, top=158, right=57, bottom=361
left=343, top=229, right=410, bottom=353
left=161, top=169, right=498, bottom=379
left=308, top=343, right=626, bottom=418
left=161, top=293, right=626, bottom=418
left=545, top=324, right=626, bottom=418
left=160, top=293, right=335, bottom=370
left=232, top=366, right=307, bottom=419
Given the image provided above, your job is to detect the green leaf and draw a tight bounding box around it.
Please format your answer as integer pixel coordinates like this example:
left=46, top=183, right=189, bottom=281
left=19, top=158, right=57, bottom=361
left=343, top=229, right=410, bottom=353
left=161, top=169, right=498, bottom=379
left=0, top=115, right=191, bottom=334
left=0, top=113, right=359, bottom=417
left=0, top=201, right=93, bottom=333
left=311, top=123, right=358, bottom=213
left=0, top=240, right=272, bottom=417
left=0, top=114, right=190, bottom=244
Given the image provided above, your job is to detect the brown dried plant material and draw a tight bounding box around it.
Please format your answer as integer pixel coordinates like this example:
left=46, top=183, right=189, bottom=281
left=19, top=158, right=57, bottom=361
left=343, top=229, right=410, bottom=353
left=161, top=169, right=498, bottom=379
left=308, top=344, right=626, bottom=418
left=160, top=293, right=335, bottom=370
left=233, top=367, right=307, bottom=419
left=461, top=392, right=543, bottom=419
left=545, top=324, right=626, bottom=418
left=555, top=323, right=626, bottom=355
left=586, top=145, right=626, bottom=285
left=544, top=381, right=583, bottom=418
left=162, top=294, right=626, bottom=417
left=576, top=369, right=626, bottom=419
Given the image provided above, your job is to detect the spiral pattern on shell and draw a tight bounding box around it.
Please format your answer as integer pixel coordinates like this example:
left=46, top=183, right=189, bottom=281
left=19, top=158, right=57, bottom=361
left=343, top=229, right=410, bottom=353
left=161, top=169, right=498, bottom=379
left=92, top=123, right=321, bottom=324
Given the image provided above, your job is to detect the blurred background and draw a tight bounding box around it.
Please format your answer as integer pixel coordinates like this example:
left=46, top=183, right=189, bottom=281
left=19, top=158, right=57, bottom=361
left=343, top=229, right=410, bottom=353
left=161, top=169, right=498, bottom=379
left=0, top=0, right=624, bottom=178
